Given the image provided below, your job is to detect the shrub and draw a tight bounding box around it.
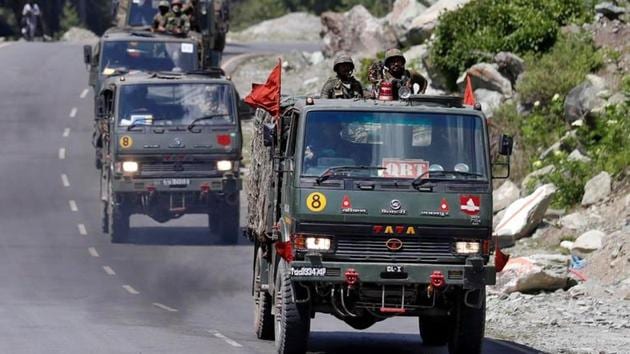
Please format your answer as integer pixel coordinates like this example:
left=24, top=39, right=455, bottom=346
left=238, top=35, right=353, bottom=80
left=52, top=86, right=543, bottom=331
left=517, top=33, right=603, bottom=106
left=430, top=0, right=592, bottom=89
left=58, top=1, right=81, bottom=35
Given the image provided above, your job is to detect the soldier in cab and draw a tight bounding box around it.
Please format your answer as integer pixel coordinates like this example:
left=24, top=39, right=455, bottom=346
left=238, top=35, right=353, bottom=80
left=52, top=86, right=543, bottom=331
left=369, top=48, right=428, bottom=99
left=151, top=0, right=170, bottom=33
left=320, top=54, right=364, bottom=99
left=165, top=0, right=191, bottom=36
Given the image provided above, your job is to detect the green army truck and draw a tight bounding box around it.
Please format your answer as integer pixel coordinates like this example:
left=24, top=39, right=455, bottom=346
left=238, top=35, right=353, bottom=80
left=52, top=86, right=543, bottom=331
left=247, top=96, right=513, bottom=353
left=83, top=28, right=203, bottom=169
left=96, top=70, right=243, bottom=243
left=111, top=0, right=229, bottom=67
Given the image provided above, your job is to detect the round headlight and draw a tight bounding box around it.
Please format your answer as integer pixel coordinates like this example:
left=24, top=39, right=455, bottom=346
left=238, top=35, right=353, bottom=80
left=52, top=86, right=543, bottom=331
left=122, top=161, right=138, bottom=173
left=217, top=160, right=232, bottom=171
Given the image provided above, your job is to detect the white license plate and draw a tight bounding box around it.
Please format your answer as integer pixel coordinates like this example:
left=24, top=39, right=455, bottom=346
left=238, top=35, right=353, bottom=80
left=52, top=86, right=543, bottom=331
left=162, top=178, right=190, bottom=186
left=291, top=267, right=327, bottom=277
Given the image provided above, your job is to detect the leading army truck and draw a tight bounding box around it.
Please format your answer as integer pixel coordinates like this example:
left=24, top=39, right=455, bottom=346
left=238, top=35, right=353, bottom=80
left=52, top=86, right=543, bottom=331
left=247, top=95, right=513, bottom=354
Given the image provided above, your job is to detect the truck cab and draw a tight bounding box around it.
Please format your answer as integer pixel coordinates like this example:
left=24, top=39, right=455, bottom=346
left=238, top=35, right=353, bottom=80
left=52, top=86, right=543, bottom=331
left=97, top=71, right=243, bottom=243
left=249, top=96, right=513, bottom=354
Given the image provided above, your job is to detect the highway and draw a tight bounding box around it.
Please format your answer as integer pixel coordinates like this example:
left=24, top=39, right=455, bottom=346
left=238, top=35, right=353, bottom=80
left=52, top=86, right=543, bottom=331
left=0, top=41, right=541, bottom=354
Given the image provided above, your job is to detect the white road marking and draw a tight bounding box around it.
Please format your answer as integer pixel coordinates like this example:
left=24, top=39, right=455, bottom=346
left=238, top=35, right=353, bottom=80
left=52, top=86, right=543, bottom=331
left=103, top=266, right=116, bottom=275
left=61, top=174, right=70, bottom=187
left=69, top=107, right=77, bottom=118
left=122, top=285, right=140, bottom=295
left=63, top=128, right=70, bottom=137
left=152, top=302, right=179, bottom=312
left=80, top=89, right=89, bottom=99
left=88, top=247, right=99, bottom=257
left=77, top=223, right=87, bottom=235
left=58, top=148, right=66, bottom=160
left=69, top=200, right=78, bottom=212
left=208, top=330, right=243, bottom=348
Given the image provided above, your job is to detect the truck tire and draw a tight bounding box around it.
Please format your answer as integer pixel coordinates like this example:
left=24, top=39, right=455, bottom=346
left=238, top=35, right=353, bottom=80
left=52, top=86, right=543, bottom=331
left=110, top=195, right=131, bottom=244
left=418, top=314, right=452, bottom=346
left=448, top=288, right=486, bottom=354
left=209, top=195, right=240, bottom=244
left=274, top=260, right=310, bottom=354
left=254, top=248, right=274, bottom=340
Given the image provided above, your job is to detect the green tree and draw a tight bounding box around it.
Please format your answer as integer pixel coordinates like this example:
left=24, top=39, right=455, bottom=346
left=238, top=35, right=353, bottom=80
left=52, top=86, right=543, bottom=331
left=58, top=0, right=81, bottom=35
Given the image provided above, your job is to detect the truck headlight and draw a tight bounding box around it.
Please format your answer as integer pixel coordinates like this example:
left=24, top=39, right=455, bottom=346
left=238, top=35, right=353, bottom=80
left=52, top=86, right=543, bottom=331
left=455, top=241, right=480, bottom=254
left=122, top=161, right=139, bottom=173
left=217, top=160, right=232, bottom=171
left=293, top=234, right=332, bottom=252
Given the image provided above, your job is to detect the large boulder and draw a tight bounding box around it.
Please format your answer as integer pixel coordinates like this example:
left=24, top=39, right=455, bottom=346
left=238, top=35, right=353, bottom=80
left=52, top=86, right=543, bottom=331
left=474, top=89, right=503, bottom=118
left=581, top=171, right=612, bottom=206
left=595, top=2, right=626, bottom=20
left=493, top=180, right=520, bottom=213
left=61, top=27, right=98, bottom=43
left=564, top=75, right=608, bottom=125
left=559, top=212, right=589, bottom=231
left=521, top=165, right=555, bottom=191
left=457, top=63, right=513, bottom=98
left=321, top=5, right=398, bottom=58
left=495, top=255, right=570, bottom=293
left=405, top=0, right=472, bottom=45
left=495, top=184, right=557, bottom=242
left=386, top=0, right=428, bottom=44
left=572, top=230, right=606, bottom=257
left=494, top=52, right=525, bottom=86
left=228, top=12, right=321, bottom=42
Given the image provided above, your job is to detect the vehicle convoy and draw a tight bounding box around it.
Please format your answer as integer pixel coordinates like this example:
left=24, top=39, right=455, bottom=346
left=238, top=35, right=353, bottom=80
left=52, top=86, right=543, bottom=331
left=96, top=70, right=243, bottom=243
left=111, top=0, right=230, bottom=67
left=247, top=96, right=513, bottom=353
left=83, top=28, right=203, bottom=169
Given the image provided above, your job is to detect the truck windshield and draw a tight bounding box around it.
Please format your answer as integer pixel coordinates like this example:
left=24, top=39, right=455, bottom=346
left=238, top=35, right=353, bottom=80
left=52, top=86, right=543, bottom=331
left=117, top=83, right=235, bottom=126
left=301, top=111, right=488, bottom=181
left=100, top=40, right=197, bottom=74
left=128, top=0, right=158, bottom=27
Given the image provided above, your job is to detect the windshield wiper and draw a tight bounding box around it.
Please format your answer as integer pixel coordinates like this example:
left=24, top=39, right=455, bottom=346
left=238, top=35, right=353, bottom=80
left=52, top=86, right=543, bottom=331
left=126, top=118, right=152, bottom=131
left=412, top=170, right=485, bottom=189
left=316, top=166, right=385, bottom=184
left=187, top=113, right=230, bottom=131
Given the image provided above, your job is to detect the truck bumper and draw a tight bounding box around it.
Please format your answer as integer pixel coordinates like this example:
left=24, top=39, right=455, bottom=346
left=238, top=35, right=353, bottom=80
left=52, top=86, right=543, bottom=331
left=112, top=175, right=242, bottom=193
left=289, top=256, right=495, bottom=289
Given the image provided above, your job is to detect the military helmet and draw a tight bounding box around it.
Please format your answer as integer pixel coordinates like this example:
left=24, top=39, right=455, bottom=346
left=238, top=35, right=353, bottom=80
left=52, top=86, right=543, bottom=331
left=384, top=48, right=406, bottom=66
left=333, top=53, right=355, bottom=72
left=158, top=0, right=170, bottom=9
left=171, top=0, right=182, bottom=6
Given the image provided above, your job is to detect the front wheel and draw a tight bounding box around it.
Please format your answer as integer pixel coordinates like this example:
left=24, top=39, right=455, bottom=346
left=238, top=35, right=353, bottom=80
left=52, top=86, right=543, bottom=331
left=274, top=260, right=310, bottom=354
left=448, top=288, right=486, bottom=354
left=419, top=314, right=452, bottom=346
left=110, top=194, right=131, bottom=244
left=209, top=194, right=240, bottom=244
left=253, top=248, right=274, bottom=340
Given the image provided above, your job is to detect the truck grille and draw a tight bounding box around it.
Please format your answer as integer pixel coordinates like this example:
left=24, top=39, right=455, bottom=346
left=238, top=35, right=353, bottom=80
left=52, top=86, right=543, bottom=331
left=140, top=162, right=218, bottom=176
left=331, top=235, right=455, bottom=263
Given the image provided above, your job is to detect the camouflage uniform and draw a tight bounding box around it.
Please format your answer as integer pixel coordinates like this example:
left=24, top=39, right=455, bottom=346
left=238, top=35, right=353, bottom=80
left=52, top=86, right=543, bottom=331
left=151, top=0, right=170, bottom=32
left=320, top=54, right=364, bottom=99
left=369, top=48, right=428, bottom=99
left=165, top=0, right=191, bottom=35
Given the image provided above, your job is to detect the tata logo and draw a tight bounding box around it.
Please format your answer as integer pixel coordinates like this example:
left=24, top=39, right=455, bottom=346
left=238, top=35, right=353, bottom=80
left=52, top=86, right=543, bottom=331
left=385, top=238, right=403, bottom=251
left=373, top=225, right=416, bottom=235
left=390, top=199, right=401, bottom=210
left=381, top=199, right=407, bottom=215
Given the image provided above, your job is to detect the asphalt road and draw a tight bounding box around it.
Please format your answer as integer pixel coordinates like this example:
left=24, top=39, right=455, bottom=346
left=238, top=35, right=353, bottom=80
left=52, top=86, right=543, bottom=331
left=0, top=41, right=542, bottom=354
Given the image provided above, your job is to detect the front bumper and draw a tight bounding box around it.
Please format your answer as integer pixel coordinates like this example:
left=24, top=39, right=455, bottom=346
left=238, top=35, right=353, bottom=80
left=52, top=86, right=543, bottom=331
left=112, top=175, right=242, bottom=193
left=290, top=256, right=495, bottom=289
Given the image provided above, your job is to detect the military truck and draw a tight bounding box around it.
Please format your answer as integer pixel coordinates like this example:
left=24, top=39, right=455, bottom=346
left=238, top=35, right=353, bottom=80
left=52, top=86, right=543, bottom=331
left=96, top=70, right=243, bottom=243
left=247, top=96, right=513, bottom=354
left=83, top=27, right=203, bottom=169
left=111, top=0, right=229, bottom=68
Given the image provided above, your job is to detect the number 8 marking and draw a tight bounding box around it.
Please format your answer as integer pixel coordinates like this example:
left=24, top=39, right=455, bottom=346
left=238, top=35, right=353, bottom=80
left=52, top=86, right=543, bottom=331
left=119, top=135, right=133, bottom=149
left=306, top=192, right=326, bottom=212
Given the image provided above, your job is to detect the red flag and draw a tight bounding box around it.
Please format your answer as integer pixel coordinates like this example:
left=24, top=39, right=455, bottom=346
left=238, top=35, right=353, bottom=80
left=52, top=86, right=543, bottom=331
left=244, top=59, right=282, bottom=118
left=494, top=238, right=510, bottom=272
left=463, top=73, right=476, bottom=106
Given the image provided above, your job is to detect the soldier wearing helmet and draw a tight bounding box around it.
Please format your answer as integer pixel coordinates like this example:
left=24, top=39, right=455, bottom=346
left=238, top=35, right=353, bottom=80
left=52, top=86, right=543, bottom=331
left=320, top=54, right=364, bottom=99
left=369, top=48, right=428, bottom=99
left=165, top=0, right=191, bottom=35
left=151, top=0, right=170, bottom=33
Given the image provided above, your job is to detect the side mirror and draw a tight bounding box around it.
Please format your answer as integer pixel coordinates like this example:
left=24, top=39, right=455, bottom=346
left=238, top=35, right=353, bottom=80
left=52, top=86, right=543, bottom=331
left=238, top=99, right=254, bottom=120
left=83, top=45, right=92, bottom=65
left=499, top=135, right=513, bottom=156
left=263, top=123, right=276, bottom=147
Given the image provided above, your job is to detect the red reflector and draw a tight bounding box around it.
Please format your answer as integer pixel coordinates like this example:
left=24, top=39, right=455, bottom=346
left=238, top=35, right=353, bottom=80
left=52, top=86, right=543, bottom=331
left=430, top=270, right=445, bottom=289
left=380, top=307, right=406, bottom=314
left=146, top=185, right=156, bottom=192
left=200, top=183, right=210, bottom=192
left=275, top=241, right=294, bottom=262
left=344, top=268, right=359, bottom=286
left=217, top=134, right=231, bottom=146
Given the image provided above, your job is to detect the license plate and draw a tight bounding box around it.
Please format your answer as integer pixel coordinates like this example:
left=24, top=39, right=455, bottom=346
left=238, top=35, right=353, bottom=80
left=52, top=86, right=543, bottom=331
left=386, top=265, right=404, bottom=273
left=162, top=178, right=190, bottom=186
left=291, top=267, right=327, bottom=277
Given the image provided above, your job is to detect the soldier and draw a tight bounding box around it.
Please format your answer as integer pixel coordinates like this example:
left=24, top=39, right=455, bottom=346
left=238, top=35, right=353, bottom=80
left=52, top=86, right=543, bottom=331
left=369, top=48, right=428, bottom=99
left=151, top=0, right=170, bottom=33
left=320, top=54, right=363, bottom=99
left=183, top=0, right=199, bottom=32
left=165, top=0, right=191, bottom=36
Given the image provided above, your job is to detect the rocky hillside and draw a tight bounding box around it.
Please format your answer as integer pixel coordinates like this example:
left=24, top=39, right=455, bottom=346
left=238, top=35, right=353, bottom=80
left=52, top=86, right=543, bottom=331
left=231, top=1, right=629, bottom=351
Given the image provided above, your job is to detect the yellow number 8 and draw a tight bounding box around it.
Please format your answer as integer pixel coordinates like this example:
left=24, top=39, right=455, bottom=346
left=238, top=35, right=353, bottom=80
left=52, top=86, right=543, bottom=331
left=306, top=192, right=326, bottom=212
left=119, top=135, right=133, bottom=149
